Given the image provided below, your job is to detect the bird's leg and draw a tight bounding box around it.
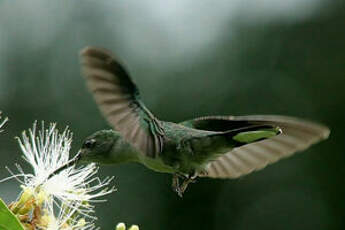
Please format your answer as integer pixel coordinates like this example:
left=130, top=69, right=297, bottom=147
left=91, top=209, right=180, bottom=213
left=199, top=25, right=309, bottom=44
left=198, top=169, right=208, bottom=177
left=179, top=172, right=198, bottom=196
left=172, top=172, right=198, bottom=197
left=172, top=174, right=183, bottom=197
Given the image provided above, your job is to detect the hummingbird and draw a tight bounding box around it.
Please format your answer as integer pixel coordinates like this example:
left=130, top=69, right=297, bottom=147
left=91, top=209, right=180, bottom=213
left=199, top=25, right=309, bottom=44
left=56, top=47, right=330, bottom=197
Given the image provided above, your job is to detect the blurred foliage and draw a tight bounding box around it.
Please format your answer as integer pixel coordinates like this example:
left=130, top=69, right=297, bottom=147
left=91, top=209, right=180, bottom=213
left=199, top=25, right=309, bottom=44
left=0, top=199, right=23, bottom=230
left=0, top=0, right=344, bottom=229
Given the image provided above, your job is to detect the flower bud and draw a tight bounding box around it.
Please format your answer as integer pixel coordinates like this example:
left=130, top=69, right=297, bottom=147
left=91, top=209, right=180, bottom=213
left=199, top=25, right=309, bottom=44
left=12, top=186, right=34, bottom=214
left=77, top=218, right=86, bottom=227
left=129, top=225, right=139, bottom=230
left=18, top=198, right=34, bottom=215
left=35, top=189, right=48, bottom=206
left=19, top=186, right=34, bottom=205
left=38, top=213, right=53, bottom=228
left=116, top=222, right=126, bottom=230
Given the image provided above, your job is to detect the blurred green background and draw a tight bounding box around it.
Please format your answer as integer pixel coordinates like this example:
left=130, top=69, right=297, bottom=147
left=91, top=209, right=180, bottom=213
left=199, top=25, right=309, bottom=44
left=0, top=0, right=344, bottom=229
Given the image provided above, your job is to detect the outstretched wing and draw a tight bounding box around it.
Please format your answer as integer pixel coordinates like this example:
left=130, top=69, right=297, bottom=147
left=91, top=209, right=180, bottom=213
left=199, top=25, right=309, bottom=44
left=80, top=47, right=163, bottom=157
left=181, top=115, right=330, bottom=178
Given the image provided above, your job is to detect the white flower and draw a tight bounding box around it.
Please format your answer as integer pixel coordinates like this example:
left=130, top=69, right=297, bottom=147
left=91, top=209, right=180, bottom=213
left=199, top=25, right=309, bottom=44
left=1, top=121, right=116, bottom=218
left=0, top=112, right=8, bottom=132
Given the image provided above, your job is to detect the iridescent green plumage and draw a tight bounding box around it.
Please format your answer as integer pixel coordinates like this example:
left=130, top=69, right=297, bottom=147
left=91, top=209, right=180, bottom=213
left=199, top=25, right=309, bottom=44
left=77, top=47, right=330, bottom=196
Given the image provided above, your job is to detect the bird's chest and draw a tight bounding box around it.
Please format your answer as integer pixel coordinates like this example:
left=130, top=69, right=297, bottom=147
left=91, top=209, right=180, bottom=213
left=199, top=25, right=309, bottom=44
left=160, top=136, right=210, bottom=175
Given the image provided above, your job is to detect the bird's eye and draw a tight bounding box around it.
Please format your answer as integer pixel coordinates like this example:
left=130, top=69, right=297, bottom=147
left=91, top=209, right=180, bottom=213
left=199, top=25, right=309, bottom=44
left=83, top=139, right=96, bottom=149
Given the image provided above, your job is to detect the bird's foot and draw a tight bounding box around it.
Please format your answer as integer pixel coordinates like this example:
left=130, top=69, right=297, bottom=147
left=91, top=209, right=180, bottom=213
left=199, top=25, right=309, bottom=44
left=172, top=173, right=198, bottom=198
left=198, top=169, right=208, bottom=177
left=172, top=174, right=183, bottom=197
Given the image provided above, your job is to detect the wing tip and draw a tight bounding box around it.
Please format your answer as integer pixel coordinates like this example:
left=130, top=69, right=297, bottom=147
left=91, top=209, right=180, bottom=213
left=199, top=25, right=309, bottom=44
left=80, top=46, right=96, bottom=56
left=304, top=120, right=330, bottom=141
left=243, top=114, right=331, bottom=141
left=79, top=46, right=113, bottom=60
left=320, top=125, right=331, bottom=140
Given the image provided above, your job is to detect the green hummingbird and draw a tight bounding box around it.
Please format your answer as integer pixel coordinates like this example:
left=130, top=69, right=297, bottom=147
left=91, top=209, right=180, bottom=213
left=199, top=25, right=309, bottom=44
left=69, top=47, right=330, bottom=196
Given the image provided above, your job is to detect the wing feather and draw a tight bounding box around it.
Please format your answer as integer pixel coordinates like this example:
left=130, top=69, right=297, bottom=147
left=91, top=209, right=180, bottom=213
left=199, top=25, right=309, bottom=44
left=80, top=47, right=163, bottom=157
left=186, top=115, right=330, bottom=178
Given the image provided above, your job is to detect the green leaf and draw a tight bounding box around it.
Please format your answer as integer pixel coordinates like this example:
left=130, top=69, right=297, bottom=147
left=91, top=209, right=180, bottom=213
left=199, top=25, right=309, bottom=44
left=0, top=198, right=24, bottom=230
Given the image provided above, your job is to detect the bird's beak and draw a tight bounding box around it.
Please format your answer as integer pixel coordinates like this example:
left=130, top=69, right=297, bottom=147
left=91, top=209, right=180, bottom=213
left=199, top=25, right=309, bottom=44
left=46, top=151, right=82, bottom=180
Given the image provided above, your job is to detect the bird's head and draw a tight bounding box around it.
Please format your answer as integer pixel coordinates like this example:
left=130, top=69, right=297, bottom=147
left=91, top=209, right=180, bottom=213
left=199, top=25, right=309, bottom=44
left=79, top=129, right=138, bottom=165
left=79, top=129, right=119, bottom=164
left=45, top=130, right=129, bottom=181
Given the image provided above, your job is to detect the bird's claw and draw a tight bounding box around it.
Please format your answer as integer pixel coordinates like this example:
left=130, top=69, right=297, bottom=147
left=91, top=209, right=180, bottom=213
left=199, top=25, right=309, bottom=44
left=175, top=187, right=184, bottom=198
left=172, top=173, right=197, bottom=197
left=198, top=169, right=208, bottom=177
